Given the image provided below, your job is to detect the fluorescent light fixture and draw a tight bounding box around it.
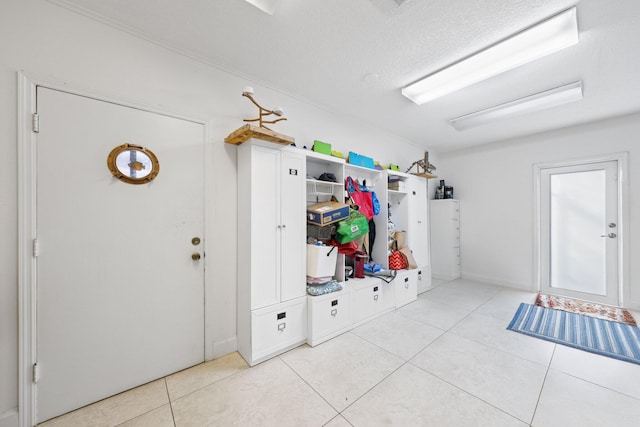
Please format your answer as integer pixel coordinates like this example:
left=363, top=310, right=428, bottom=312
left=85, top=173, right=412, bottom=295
left=244, top=0, right=279, bottom=14
left=402, top=7, right=579, bottom=105
left=449, top=81, right=583, bottom=131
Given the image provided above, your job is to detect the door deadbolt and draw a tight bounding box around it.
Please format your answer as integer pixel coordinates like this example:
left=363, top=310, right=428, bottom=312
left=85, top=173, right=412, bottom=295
left=192, top=237, right=201, bottom=245
left=192, top=253, right=201, bottom=261
left=608, top=223, right=617, bottom=228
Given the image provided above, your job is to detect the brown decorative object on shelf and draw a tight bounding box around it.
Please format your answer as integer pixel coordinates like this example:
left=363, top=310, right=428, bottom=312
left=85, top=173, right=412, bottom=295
left=225, top=87, right=295, bottom=145
left=405, top=151, right=437, bottom=178
left=240, top=86, right=287, bottom=130
left=225, top=124, right=294, bottom=145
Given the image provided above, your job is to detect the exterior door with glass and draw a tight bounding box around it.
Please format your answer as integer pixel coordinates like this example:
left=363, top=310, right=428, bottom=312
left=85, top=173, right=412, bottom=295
left=539, top=160, right=619, bottom=305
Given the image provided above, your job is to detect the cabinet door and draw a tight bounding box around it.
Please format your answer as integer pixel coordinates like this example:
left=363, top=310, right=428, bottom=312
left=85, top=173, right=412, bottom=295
left=280, top=150, right=306, bottom=302
left=408, top=177, right=429, bottom=266
left=250, top=146, right=281, bottom=309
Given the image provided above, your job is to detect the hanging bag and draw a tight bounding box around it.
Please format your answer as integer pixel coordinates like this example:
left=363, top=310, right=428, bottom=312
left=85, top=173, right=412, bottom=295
left=330, top=239, right=359, bottom=256
left=335, top=210, right=370, bottom=243
left=345, top=177, right=374, bottom=220
left=388, top=240, right=408, bottom=270
left=357, top=180, right=380, bottom=216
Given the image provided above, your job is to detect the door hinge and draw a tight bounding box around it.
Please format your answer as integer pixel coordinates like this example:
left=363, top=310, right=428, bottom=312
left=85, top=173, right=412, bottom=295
left=32, top=113, right=40, bottom=133
left=32, top=238, right=40, bottom=257
left=33, top=363, right=40, bottom=383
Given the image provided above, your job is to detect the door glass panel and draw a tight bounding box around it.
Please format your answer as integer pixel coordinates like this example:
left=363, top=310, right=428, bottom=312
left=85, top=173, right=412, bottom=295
left=550, top=169, right=606, bottom=294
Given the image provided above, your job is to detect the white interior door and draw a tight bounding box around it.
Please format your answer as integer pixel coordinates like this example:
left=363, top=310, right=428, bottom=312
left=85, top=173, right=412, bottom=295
left=36, top=87, right=205, bottom=422
left=540, top=160, right=619, bottom=305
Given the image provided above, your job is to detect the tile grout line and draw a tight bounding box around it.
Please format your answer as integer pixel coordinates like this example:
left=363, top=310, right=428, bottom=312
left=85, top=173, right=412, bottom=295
left=445, top=289, right=553, bottom=368
left=350, top=322, right=445, bottom=362
left=163, top=378, right=178, bottom=427
left=277, top=354, right=343, bottom=417
left=163, top=357, right=250, bottom=403
left=277, top=284, right=536, bottom=425
left=322, top=414, right=355, bottom=427
left=549, top=366, right=640, bottom=402
left=335, top=356, right=412, bottom=418
left=447, top=318, right=553, bottom=368
left=529, top=344, right=557, bottom=426
left=402, top=287, right=541, bottom=425
left=279, top=334, right=410, bottom=420
left=407, top=358, right=531, bottom=426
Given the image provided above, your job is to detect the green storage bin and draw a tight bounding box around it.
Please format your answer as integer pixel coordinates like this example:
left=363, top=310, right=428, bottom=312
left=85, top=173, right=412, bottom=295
left=313, top=140, right=332, bottom=155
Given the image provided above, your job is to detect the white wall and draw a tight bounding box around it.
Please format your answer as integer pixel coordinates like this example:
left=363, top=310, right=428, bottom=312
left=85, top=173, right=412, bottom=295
left=0, top=0, right=426, bottom=420
left=435, top=113, right=640, bottom=309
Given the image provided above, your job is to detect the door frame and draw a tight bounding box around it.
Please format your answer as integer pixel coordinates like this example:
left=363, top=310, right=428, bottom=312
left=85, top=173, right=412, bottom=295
left=533, top=152, right=630, bottom=306
left=17, top=72, right=215, bottom=427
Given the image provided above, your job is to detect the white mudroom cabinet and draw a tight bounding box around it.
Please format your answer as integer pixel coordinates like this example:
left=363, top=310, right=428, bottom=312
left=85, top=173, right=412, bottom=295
left=430, top=199, right=461, bottom=280
left=235, top=139, right=434, bottom=361
left=237, top=140, right=308, bottom=366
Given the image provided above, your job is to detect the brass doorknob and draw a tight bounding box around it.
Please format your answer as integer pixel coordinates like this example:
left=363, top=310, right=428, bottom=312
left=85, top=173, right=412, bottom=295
left=192, top=253, right=201, bottom=261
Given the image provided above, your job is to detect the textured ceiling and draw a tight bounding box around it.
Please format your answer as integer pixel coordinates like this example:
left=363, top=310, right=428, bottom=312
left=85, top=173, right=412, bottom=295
left=51, top=0, right=640, bottom=152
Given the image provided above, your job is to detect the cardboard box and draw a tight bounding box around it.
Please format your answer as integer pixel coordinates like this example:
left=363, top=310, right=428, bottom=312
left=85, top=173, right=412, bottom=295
left=307, top=202, right=350, bottom=226
left=388, top=181, right=406, bottom=191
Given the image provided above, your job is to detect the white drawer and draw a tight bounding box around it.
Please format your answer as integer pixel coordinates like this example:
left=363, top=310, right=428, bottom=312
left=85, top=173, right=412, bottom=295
left=394, top=269, right=417, bottom=308
left=308, top=288, right=351, bottom=346
left=251, top=298, right=307, bottom=362
left=351, top=278, right=394, bottom=324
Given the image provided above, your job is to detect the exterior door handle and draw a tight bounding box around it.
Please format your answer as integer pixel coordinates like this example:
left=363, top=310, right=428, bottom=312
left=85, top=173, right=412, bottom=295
left=600, top=233, right=617, bottom=238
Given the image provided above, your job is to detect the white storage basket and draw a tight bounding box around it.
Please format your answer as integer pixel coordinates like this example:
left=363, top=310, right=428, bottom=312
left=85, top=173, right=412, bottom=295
left=307, top=244, right=338, bottom=278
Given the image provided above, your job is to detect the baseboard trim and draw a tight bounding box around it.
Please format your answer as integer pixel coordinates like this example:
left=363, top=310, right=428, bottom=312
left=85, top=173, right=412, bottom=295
left=461, top=272, right=534, bottom=292
left=432, top=272, right=461, bottom=281
left=623, top=301, right=640, bottom=311
left=211, top=337, right=237, bottom=360
left=0, top=408, right=18, bottom=427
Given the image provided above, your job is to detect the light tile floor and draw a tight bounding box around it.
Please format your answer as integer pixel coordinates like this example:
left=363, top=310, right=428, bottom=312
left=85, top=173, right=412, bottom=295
left=39, top=279, right=640, bottom=427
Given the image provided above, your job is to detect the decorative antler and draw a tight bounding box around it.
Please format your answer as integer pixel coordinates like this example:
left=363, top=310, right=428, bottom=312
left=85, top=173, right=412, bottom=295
left=242, top=87, right=287, bottom=131
left=405, top=151, right=437, bottom=177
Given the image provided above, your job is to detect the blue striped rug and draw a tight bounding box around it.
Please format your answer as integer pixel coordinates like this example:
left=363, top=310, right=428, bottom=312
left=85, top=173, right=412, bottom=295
left=508, top=303, right=640, bottom=365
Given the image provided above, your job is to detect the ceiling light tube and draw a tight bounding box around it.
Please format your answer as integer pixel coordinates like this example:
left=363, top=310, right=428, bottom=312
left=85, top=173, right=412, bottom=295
left=244, top=0, right=279, bottom=14
left=449, top=81, right=583, bottom=131
left=402, top=7, right=579, bottom=105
